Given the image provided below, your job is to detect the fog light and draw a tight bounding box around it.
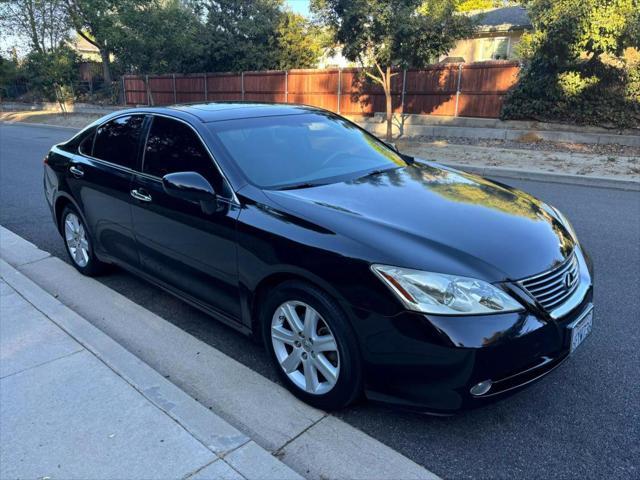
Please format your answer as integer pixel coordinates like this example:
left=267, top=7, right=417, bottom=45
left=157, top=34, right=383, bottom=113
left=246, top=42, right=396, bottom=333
left=470, top=380, right=493, bottom=396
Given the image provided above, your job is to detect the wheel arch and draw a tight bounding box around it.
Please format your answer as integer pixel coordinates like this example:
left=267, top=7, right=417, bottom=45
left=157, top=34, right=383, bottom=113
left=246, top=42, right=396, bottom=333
left=53, top=193, right=92, bottom=238
left=248, top=269, right=353, bottom=340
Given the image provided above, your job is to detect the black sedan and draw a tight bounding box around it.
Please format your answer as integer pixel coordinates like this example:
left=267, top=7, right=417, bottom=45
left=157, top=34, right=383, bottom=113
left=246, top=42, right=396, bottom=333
left=43, top=103, right=594, bottom=413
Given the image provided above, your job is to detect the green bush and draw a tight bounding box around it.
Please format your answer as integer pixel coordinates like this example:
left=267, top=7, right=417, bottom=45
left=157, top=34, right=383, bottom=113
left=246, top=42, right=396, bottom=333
left=502, top=0, right=640, bottom=130
left=21, top=47, right=81, bottom=103
left=503, top=58, right=640, bottom=129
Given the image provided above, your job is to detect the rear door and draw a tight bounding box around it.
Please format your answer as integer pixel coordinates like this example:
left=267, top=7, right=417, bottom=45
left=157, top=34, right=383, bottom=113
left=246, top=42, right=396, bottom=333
left=130, top=115, right=242, bottom=322
left=67, top=114, right=146, bottom=267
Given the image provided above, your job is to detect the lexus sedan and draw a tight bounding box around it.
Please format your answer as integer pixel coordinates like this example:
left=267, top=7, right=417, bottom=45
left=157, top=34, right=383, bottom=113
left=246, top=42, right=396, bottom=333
left=43, top=103, right=594, bottom=413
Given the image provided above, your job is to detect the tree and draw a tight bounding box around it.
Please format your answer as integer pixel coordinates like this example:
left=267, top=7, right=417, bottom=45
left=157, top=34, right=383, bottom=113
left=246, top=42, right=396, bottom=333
left=275, top=11, right=324, bottom=70
left=112, top=0, right=206, bottom=74
left=0, top=0, right=70, bottom=53
left=200, top=0, right=283, bottom=71
left=65, top=0, right=146, bottom=83
left=312, top=0, right=474, bottom=140
left=199, top=0, right=323, bottom=72
left=22, top=45, right=80, bottom=108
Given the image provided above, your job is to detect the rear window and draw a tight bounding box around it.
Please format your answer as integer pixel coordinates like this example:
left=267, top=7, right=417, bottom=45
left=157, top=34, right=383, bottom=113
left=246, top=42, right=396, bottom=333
left=209, top=112, right=407, bottom=189
left=92, top=115, right=145, bottom=169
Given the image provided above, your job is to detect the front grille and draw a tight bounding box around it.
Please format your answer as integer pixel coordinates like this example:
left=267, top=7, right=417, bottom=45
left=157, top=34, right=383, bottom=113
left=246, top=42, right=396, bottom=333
left=519, top=253, right=580, bottom=312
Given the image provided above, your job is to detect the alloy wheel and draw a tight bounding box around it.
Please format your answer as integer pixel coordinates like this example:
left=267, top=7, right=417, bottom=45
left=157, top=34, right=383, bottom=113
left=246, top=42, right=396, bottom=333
left=271, top=300, right=340, bottom=395
left=64, top=212, right=90, bottom=267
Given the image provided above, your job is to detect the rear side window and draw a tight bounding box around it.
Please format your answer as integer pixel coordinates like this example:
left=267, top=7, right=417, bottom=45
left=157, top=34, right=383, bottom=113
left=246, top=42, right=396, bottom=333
left=143, top=116, right=224, bottom=191
left=93, top=115, right=145, bottom=169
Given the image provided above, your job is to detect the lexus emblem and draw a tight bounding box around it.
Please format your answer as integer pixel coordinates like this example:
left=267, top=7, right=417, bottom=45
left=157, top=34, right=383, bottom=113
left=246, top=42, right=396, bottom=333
left=564, top=271, right=574, bottom=289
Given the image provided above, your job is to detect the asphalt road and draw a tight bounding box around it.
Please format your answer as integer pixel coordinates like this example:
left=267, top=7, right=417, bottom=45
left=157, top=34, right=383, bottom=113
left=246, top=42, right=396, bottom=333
left=2, top=122, right=639, bottom=479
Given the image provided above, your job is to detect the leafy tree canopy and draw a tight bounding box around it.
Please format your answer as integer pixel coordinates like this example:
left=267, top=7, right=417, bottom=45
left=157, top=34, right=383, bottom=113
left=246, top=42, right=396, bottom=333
left=0, top=0, right=70, bottom=53
left=276, top=11, right=325, bottom=70
left=313, top=0, right=474, bottom=69
left=311, top=0, right=475, bottom=139
left=111, top=0, right=206, bottom=74
left=198, top=0, right=323, bottom=71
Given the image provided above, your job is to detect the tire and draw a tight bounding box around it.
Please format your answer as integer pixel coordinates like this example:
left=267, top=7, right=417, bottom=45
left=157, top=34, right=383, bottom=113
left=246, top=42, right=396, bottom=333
left=60, top=205, right=108, bottom=276
left=261, top=280, right=363, bottom=410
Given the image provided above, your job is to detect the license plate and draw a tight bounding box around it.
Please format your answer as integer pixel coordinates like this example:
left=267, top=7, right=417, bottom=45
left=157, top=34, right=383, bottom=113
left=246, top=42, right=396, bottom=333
left=568, top=308, right=593, bottom=353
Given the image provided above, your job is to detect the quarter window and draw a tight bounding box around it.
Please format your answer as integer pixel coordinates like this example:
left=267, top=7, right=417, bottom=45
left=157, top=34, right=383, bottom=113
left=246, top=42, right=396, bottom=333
left=93, top=115, right=145, bottom=169
left=143, top=116, right=225, bottom=192
left=78, top=130, right=95, bottom=156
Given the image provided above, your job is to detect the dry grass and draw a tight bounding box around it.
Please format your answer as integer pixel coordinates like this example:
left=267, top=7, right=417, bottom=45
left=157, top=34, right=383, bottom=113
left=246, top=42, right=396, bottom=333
left=516, top=132, right=543, bottom=143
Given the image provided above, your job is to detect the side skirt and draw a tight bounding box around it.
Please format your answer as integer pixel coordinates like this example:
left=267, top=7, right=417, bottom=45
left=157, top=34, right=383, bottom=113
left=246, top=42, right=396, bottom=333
left=97, top=253, right=252, bottom=337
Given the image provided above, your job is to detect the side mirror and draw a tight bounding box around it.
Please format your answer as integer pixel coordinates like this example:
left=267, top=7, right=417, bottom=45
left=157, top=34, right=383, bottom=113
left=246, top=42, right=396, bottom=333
left=162, top=171, right=216, bottom=203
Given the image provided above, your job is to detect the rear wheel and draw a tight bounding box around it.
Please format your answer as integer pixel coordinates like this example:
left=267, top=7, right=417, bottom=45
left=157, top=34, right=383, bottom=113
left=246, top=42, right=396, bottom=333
left=61, top=205, right=107, bottom=276
left=261, top=280, right=362, bottom=410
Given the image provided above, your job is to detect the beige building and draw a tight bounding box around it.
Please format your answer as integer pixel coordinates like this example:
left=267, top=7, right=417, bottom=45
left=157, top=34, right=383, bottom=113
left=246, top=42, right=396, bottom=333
left=70, top=34, right=102, bottom=62
left=441, top=6, right=532, bottom=63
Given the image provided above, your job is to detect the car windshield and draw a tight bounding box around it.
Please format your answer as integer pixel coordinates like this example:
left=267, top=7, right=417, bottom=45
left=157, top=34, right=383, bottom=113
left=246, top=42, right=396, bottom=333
left=208, top=112, right=408, bottom=189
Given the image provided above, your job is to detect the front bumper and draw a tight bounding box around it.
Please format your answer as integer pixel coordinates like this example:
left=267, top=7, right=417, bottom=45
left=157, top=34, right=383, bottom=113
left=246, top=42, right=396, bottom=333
left=352, top=247, right=594, bottom=414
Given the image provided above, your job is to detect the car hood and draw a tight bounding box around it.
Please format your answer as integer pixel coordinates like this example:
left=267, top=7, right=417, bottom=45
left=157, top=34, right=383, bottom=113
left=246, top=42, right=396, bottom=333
left=264, top=162, right=576, bottom=282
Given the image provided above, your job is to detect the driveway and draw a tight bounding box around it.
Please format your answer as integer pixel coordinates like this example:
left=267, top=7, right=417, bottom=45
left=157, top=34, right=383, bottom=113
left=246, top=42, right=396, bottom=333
left=1, top=122, right=638, bottom=479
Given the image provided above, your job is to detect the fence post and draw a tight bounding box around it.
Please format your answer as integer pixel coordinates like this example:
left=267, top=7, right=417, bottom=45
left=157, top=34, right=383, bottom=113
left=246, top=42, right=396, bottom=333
left=400, top=69, right=407, bottom=115
left=121, top=76, right=126, bottom=105
left=204, top=73, right=207, bottom=101
left=241, top=72, right=245, bottom=101
left=337, top=68, right=342, bottom=114
left=172, top=74, right=177, bottom=104
left=145, top=74, right=150, bottom=106
left=285, top=70, right=288, bottom=103
left=454, top=64, right=463, bottom=117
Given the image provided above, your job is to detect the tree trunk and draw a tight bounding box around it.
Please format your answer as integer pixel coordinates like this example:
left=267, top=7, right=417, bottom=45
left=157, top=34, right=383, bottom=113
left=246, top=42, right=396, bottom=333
left=385, top=66, right=393, bottom=141
left=100, top=49, right=113, bottom=84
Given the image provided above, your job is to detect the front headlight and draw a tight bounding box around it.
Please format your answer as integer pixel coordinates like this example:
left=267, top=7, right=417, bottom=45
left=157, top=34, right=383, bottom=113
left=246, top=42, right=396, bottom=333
left=551, top=206, right=579, bottom=243
left=371, top=265, right=524, bottom=315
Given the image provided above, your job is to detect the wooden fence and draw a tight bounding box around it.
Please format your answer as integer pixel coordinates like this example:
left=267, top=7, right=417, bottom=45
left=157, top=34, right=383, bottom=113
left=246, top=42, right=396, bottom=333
left=123, top=61, right=519, bottom=119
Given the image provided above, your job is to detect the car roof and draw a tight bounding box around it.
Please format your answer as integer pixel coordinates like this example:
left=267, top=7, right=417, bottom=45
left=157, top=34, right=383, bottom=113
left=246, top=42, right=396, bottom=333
left=159, top=102, right=325, bottom=123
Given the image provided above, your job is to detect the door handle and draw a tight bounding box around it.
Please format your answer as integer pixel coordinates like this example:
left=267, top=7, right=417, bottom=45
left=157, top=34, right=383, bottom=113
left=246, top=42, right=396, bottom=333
left=69, top=165, right=84, bottom=178
left=130, top=188, right=152, bottom=202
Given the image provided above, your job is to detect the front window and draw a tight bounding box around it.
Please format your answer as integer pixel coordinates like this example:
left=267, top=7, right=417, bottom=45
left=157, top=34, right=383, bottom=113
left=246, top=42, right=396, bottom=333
left=209, top=112, right=408, bottom=189
left=143, top=116, right=231, bottom=197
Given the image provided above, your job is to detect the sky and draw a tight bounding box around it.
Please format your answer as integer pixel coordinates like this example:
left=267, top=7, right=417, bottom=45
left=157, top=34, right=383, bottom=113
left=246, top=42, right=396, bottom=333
left=286, top=0, right=311, bottom=16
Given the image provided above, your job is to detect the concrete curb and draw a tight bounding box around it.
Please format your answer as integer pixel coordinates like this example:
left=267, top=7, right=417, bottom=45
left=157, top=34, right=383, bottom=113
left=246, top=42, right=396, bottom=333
left=449, top=164, right=640, bottom=191
left=0, top=120, right=86, bottom=131
left=0, top=234, right=302, bottom=480
left=0, top=226, right=438, bottom=480
left=358, top=115, right=640, bottom=147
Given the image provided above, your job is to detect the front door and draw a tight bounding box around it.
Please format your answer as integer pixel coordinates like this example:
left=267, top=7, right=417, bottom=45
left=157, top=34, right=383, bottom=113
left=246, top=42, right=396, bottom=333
left=130, top=115, right=242, bottom=322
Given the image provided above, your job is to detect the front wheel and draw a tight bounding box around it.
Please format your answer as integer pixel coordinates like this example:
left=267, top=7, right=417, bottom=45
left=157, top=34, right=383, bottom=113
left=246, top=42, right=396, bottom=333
left=261, top=280, right=363, bottom=410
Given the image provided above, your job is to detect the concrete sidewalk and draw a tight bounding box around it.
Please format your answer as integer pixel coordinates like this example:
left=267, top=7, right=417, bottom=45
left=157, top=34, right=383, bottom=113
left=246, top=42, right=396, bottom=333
left=0, top=226, right=438, bottom=480
left=0, top=260, right=301, bottom=480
